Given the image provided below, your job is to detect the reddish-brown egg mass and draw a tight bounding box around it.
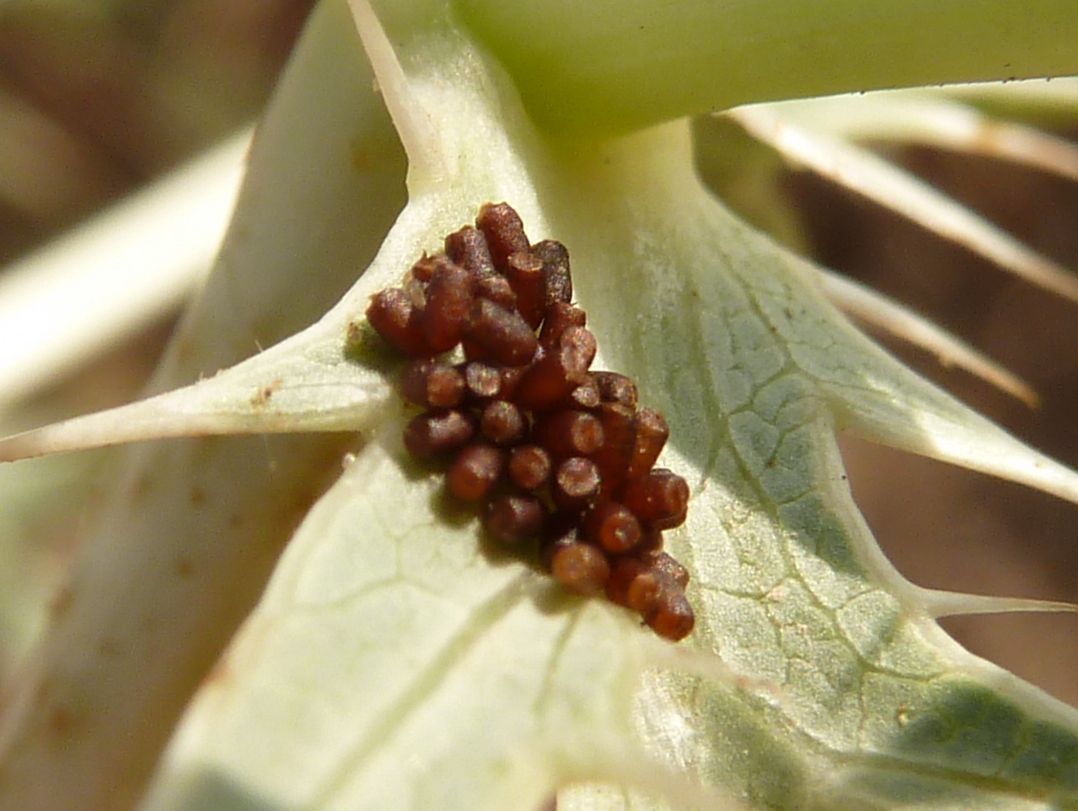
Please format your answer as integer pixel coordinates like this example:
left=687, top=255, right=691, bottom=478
left=364, top=202, right=695, bottom=641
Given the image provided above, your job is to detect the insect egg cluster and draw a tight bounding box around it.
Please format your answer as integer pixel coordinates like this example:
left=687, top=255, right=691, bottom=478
left=365, top=202, right=694, bottom=641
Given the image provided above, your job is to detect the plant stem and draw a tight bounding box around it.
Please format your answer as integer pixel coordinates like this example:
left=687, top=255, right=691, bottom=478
left=456, top=0, right=1078, bottom=134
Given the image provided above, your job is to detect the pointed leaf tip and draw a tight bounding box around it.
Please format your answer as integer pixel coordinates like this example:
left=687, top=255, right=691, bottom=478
left=820, top=270, right=1039, bottom=407
left=918, top=587, right=1078, bottom=620
left=731, top=104, right=1078, bottom=305
left=0, top=326, right=392, bottom=462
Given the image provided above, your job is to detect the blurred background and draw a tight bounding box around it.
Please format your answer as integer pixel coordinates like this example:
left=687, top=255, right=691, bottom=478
left=0, top=0, right=316, bottom=687
left=0, top=0, right=313, bottom=265
left=0, top=0, right=1075, bottom=709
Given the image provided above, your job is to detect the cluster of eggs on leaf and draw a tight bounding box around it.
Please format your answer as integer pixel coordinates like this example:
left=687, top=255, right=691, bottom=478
left=365, top=203, right=694, bottom=640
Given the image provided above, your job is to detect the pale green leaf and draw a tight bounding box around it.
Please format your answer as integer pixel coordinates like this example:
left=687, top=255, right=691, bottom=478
left=141, top=431, right=647, bottom=810
left=135, top=4, right=1078, bottom=811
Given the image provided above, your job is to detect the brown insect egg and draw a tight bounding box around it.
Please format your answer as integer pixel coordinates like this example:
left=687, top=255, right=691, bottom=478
left=461, top=361, right=504, bottom=401
left=565, top=378, right=601, bottom=410
left=556, top=326, right=597, bottom=380
left=591, top=371, right=638, bottom=408
left=626, top=572, right=663, bottom=615
left=646, top=589, right=695, bottom=641
left=626, top=407, right=669, bottom=480
left=465, top=298, right=539, bottom=366
left=538, top=302, right=586, bottom=350
left=461, top=336, right=493, bottom=363
left=646, top=550, right=691, bottom=588
left=479, top=400, right=527, bottom=446
left=410, top=253, right=440, bottom=282
left=447, top=444, right=505, bottom=501
left=552, top=457, right=602, bottom=511
left=636, top=527, right=665, bottom=555
left=591, top=402, right=636, bottom=494
left=606, top=557, right=664, bottom=615
left=504, top=250, right=546, bottom=328
left=532, top=239, right=573, bottom=307
left=369, top=203, right=696, bottom=642
left=539, top=521, right=579, bottom=572
left=421, top=262, right=474, bottom=353
left=498, top=365, right=527, bottom=401
left=400, top=359, right=436, bottom=406
left=535, top=410, right=605, bottom=459
left=605, top=556, right=646, bottom=607
left=512, top=348, right=570, bottom=412
left=476, top=202, right=530, bottom=270
left=366, top=288, right=431, bottom=357
left=623, top=468, right=689, bottom=529
left=550, top=542, right=610, bottom=596
left=400, top=360, right=465, bottom=409
left=429, top=368, right=467, bottom=409
left=474, top=274, right=517, bottom=309
left=444, top=225, right=495, bottom=278
left=584, top=501, right=643, bottom=554
left=403, top=410, right=475, bottom=458
left=515, top=326, right=597, bottom=411
left=484, top=495, right=545, bottom=545
left=508, top=445, right=552, bottom=491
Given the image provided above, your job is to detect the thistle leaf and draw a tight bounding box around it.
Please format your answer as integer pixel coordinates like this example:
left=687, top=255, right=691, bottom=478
left=135, top=4, right=1078, bottom=810
left=142, top=431, right=647, bottom=810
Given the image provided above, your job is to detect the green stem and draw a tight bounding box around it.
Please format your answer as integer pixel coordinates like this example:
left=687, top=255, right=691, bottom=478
left=456, top=0, right=1078, bottom=134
